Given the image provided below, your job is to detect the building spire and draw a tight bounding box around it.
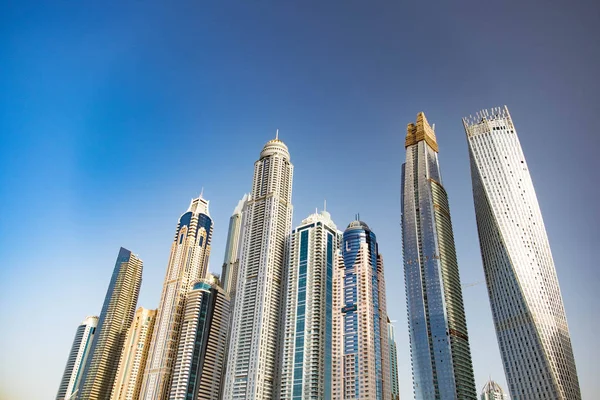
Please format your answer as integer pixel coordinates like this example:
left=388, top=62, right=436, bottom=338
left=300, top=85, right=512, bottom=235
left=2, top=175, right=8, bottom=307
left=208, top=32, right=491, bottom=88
left=324, top=199, right=327, bottom=212
left=276, top=128, right=279, bottom=140
left=200, top=187, right=204, bottom=199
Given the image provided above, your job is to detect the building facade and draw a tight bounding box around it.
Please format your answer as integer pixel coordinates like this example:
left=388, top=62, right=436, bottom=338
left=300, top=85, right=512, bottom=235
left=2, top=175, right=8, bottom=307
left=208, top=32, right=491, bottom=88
left=280, top=210, right=341, bottom=400
left=141, top=195, right=213, bottom=400
left=221, top=193, right=248, bottom=298
left=401, top=112, right=477, bottom=399
left=111, top=307, right=157, bottom=400
left=480, top=379, right=508, bottom=400
left=56, top=316, right=98, bottom=400
left=387, top=320, right=400, bottom=400
left=79, top=247, right=143, bottom=400
left=169, top=275, right=230, bottom=400
left=223, top=133, right=294, bottom=400
left=464, top=106, right=581, bottom=399
left=332, top=220, right=391, bottom=400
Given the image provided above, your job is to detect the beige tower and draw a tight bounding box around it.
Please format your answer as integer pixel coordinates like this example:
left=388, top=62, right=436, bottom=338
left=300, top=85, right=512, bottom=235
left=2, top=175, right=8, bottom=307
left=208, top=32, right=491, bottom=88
left=332, top=221, right=391, bottom=400
left=140, top=195, right=213, bottom=400
left=79, top=247, right=143, bottom=400
left=111, top=307, right=157, bottom=400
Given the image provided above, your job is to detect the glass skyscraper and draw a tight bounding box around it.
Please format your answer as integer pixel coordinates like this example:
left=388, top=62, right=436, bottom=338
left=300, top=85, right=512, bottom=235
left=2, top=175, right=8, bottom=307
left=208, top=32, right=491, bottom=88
left=401, top=112, right=477, bottom=399
left=464, top=106, right=581, bottom=400
left=223, top=133, right=294, bottom=400
left=56, top=316, right=98, bottom=400
left=111, top=307, right=157, bottom=400
left=280, top=210, right=341, bottom=400
left=79, top=247, right=143, bottom=400
left=141, top=195, right=213, bottom=400
left=332, top=219, right=391, bottom=400
left=169, top=274, right=230, bottom=400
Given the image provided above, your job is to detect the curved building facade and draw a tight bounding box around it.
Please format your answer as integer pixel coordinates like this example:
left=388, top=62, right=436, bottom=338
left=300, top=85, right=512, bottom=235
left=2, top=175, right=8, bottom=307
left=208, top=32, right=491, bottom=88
left=141, top=196, right=213, bottom=400
left=401, top=113, right=477, bottom=399
left=56, top=316, right=98, bottom=400
left=464, top=106, right=581, bottom=399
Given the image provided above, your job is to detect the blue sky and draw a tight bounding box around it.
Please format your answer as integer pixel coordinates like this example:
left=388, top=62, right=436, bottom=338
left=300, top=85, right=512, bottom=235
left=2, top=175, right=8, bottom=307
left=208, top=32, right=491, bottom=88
left=1, top=1, right=598, bottom=399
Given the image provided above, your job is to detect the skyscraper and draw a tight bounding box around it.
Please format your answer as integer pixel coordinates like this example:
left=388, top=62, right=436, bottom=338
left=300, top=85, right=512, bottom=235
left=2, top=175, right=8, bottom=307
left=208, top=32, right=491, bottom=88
left=221, top=193, right=249, bottom=297
left=169, top=274, right=230, bottom=400
left=464, top=106, right=581, bottom=400
left=332, top=219, right=391, bottom=400
left=387, top=320, right=400, bottom=400
left=401, top=112, right=477, bottom=399
left=141, top=195, right=213, bottom=400
left=480, top=379, right=508, bottom=400
left=280, top=210, right=341, bottom=400
left=79, top=247, right=143, bottom=400
left=111, top=307, right=157, bottom=400
left=223, top=133, right=294, bottom=400
left=56, top=316, right=98, bottom=400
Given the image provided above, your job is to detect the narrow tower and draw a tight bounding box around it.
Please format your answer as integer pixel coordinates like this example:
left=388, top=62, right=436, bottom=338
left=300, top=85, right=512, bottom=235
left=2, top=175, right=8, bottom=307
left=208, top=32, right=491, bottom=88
left=221, top=193, right=249, bottom=298
left=141, top=195, right=213, bottom=400
left=111, top=307, right=157, bottom=400
left=401, top=113, right=477, bottom=399
left=464, top=106, right=581, bottom=399
left=280, top=210, right=341, bottom=400
left=56, top=316, right=98, bottom=400
left=79, top=247, right=143, bottom=400
left=223, top=133, right=294, bottom=400
left=332, top=220, right=391, bottom=400
left=169, top=274, right=230, bottom=400
left=387, top=320, right=400, bottom=400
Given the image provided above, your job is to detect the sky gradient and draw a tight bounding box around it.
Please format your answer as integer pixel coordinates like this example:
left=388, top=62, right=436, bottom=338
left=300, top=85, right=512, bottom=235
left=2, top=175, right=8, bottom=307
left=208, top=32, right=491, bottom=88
left=1, top=1, right=599, bottom=399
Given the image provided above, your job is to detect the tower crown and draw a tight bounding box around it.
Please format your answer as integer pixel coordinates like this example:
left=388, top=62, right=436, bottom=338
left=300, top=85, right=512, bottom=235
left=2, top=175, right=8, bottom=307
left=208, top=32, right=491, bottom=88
left=260, top=130, right=290, bottom=159
left=405, top=112, right=438, bottom=152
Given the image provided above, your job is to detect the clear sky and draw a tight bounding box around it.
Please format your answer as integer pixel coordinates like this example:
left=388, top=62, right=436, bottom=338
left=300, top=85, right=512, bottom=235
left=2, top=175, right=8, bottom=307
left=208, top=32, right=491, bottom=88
left=1, top=1, right=598, bottom=399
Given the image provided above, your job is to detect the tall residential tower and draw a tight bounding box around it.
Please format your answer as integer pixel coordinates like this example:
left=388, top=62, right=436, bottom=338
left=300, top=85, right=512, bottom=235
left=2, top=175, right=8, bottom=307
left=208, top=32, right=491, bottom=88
left=464, top=106, right=581, bottom=399
left=280, top=210, right=341, bottom=400
left=223, top=133, right=294, bottom=400
left=111, top=307, right=157, bottom=400
left=141, top=195, right=213, bottom=400
left=332, top=220, right=391, bottom=400
left=79, top=247, right=143, bottom=400
left=169, top=274, right=230, bottom=400
left=221, top=194, right=248, bottom=298
left=56, top=316, right=98, bottom=400
left=401, top=113, right=477, bottom=399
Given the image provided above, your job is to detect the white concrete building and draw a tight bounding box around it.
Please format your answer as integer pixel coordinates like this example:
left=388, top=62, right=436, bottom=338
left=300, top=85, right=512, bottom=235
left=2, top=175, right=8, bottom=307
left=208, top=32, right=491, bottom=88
left=464, top=106, right=581, bottom=399
left=223, top=133, right=294, bottom=400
